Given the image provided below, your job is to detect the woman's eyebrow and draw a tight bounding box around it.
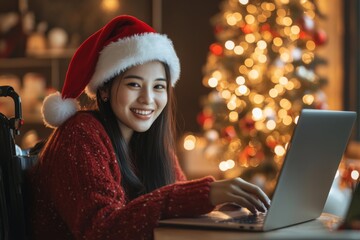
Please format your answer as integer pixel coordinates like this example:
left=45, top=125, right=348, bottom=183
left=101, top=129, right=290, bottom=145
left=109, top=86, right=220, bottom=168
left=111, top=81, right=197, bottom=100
left=155, top=78, right=167, bottom=82
left=123, top=75, right=167, bottom=82
left=123, top=75, right=143, bottom=80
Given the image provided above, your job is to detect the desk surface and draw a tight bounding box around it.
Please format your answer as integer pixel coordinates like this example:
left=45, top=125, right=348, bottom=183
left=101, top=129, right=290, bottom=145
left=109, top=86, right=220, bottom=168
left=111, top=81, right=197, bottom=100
left=154, top=213, right=359, bottom=240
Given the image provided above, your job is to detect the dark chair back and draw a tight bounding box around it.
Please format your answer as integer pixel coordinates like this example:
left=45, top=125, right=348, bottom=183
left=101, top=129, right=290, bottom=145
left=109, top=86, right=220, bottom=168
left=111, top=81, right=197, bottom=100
left=0, top=86, right=36, bottom=240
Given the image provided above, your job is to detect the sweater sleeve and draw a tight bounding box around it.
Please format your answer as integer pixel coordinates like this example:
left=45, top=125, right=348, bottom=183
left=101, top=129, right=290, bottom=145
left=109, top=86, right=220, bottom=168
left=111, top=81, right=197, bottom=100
left=43, top=113, right=215, bottom=240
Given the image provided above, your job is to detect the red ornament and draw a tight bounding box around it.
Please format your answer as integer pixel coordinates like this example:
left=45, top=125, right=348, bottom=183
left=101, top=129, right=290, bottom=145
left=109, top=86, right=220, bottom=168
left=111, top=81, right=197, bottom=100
left=313, top=29, right=327, bottom=46
left=239, top=116, right=255, bottom=134
left=260, top=23, right=280, bottom=38
left=210, top=43, right=223, bottom=56
left=221, top=126, right=237, bottom=141
left=266, top=137, right=277, bottom=149
left=299, top=30, right=310, bottom=40
left=241, top=25, right=253, bottom=34
left=214, top=25, right=223, bottom=34
left=260, top=23, right=271, bottom=32
left=197, top=111, right=214, bottom=129
left=238, top=145, right=265, bottom=167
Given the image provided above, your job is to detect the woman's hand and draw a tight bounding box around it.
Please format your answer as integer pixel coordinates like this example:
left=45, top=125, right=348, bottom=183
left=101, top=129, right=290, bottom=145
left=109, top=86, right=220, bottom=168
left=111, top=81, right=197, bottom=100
left=209, top=178, right=271, bottom=214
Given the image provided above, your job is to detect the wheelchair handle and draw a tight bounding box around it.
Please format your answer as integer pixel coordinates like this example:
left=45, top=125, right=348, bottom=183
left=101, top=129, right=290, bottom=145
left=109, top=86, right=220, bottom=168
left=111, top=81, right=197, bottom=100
left=0, top=86, right=23, bottom=135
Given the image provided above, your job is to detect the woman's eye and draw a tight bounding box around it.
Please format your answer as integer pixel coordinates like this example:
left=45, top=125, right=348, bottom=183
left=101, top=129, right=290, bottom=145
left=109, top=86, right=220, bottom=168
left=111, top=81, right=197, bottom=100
left=127, top=82, right=141, bottom=88
left=155, top=84, right=166, bottom=90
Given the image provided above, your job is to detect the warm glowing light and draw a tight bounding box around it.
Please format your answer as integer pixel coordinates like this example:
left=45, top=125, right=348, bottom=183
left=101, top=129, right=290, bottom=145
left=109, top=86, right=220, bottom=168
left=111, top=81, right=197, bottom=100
left=274, top=145, right=286, bottom=156
left=280, top=98, right=292, bottom=110
left=237, top=85, right=248, bottom=95
left=227, top=101, right=237, bottom=110
left=306, top=40, right=316, bottom=50
left=184, top=135, right=196, bottom=150
left=247, top=4, right=257, bottom=14
left=248, top=69, right=259, bottom=79
left=210, top=43, right=223, bottom=55
left=258, top=54, right=267, bottom=63
left=279, top=76, right=289, bottom=85
left=257, top=40, right=267, bottom=49
left=208, top=77, right=218, bottom=88
left=266, top=120, right=276, bottom=130
left=257, top=14, right=267, bottom=23
left=290, top=25, right=300, bottom=34
left=245, top=34, right=256, bottom=43
left=234, top=46, right=244, bottom=55
left=221, top=90, right=232, bottom=99
left=239, top=0, right=249, bottom=5
left=227, top=15, right=238, bottom=26
left=236, top=76, right=246, bottom=85
left=212, top=70, right=222, bottom=79
left=278, top=109, right=287, bottom=118
left=229, top=111, right=239, bottom=122
left=263, top=31, right=272, bottom=41
left=225, top=40, right=235, bottom=50
left=285, top=63, right=294, bottom=72
left=282, top=115, right=293, bottom=125
left=252, top=107, right=263, bottom=120
left=219, top=161, right=228, bottom=171
left=269, top=88, right=279, bottom=98
left=280, top=52, right=291, bottom=62
left=302, top=52, right=314, bottom=64
left=275, top=84, right=284, bottom=94
left=351, top=170, right=359, bottom=180
left=239, top=65, right=248, bottom=74
left=101, top=0, right=120, bottom=12
left=227, top=159, right=236, bottom=169
left=303, top=94, right=315, bottom=105
left=262, top=2, right=275, bottom=11
left=245, top=14, right=255, bottom=24
left=273, top=37, right=283, bottom=47
left=253, top=94, right=265, bottom=104
left=283, top=17, right=292, bottom=26
left=277, top=9, right=286, bottom=17
left=245, top=58, right=254, bottom=67
left=219, top=159, right=236, bottom=171
left=285, top=81, right=294, bottom=90
left=233, top=12, right=243, bottom=21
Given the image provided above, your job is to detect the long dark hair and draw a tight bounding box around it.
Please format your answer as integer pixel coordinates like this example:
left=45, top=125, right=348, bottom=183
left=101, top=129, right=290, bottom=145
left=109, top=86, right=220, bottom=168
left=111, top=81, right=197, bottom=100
left=94, top=63, right=176, bottom=200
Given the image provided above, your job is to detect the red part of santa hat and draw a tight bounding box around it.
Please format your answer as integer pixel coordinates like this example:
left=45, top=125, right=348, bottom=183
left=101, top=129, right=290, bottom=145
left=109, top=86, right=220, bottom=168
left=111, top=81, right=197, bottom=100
left=41, top=15, right=180, bottom=128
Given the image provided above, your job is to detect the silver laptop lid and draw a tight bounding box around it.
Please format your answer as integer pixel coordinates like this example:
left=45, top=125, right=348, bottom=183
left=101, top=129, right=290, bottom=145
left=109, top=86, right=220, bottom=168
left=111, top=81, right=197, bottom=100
left=263, top=109, right=356, bottom=231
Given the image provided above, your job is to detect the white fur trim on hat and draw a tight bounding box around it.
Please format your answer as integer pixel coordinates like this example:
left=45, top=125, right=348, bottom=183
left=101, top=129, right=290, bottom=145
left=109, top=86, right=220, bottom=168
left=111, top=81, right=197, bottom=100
left=85, top=32, right=180, bottom=98
left=41, top=91, right=80, bottom=128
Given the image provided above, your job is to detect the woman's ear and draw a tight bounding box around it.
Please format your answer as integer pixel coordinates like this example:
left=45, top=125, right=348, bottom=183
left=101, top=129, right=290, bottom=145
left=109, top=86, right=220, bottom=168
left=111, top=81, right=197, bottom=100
left=99, top=88, right=110, bottom=102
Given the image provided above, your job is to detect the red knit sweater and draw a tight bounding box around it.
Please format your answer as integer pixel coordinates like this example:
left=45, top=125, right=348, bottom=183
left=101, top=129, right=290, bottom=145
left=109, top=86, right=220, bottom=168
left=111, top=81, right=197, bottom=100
left=27, top=112, right=215, bottom=240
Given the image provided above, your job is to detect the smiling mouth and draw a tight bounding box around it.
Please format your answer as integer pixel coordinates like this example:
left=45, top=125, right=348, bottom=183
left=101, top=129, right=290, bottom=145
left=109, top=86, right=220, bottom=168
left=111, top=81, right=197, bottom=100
left=131, top=108, right=154, bottom=116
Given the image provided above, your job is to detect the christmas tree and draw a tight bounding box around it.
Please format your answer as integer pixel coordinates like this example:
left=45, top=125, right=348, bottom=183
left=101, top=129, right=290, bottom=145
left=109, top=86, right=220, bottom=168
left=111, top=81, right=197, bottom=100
left=194, top=0, right=328, bottom=184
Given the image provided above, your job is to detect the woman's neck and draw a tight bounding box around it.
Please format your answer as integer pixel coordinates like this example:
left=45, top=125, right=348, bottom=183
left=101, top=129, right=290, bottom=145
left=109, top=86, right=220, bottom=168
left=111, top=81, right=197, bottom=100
left=117, top=120, right=133, bottom=144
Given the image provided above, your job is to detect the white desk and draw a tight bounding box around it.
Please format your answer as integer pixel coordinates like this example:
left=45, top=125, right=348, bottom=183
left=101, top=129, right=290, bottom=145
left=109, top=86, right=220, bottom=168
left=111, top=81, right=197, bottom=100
left=154, top=213, right=359, bottom=240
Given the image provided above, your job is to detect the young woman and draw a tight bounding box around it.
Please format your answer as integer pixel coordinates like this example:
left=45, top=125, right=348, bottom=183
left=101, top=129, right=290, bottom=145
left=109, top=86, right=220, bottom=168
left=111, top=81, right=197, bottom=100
left=27, top=15, right=270, bottom=240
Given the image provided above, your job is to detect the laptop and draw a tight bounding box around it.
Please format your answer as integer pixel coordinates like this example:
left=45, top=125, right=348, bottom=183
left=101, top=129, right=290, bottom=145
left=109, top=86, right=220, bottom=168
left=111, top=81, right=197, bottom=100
left=160, top=109, right=357, bottom=231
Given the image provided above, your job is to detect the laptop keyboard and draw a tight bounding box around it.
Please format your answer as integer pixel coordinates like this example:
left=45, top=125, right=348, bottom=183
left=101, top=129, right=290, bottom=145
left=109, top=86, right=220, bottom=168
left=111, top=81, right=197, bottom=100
left=218, top=213, right=266, bottom=224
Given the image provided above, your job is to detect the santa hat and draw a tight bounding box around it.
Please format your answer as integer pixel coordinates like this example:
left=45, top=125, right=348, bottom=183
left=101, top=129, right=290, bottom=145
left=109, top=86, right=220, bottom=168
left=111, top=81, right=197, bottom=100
left=42, top=15, right=180, bottom=128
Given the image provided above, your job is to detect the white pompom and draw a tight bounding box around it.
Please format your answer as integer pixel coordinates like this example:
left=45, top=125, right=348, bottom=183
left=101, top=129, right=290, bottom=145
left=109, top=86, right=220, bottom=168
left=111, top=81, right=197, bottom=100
left=41, top=91, right=80, bottom=128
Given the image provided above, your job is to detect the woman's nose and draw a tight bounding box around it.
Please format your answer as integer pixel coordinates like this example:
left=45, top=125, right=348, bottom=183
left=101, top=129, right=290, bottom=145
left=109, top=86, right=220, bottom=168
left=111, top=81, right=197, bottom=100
left=138, top=88, right=154, bottom=104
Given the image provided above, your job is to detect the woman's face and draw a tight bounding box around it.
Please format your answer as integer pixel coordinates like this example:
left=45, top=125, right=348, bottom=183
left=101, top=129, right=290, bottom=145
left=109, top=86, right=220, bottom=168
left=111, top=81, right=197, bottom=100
left=109, top=61, right=168, bottom=139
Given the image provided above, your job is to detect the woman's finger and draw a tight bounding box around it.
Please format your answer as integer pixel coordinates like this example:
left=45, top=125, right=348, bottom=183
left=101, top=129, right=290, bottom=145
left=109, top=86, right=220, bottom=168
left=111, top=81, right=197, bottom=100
left=229, top=184, right=266, bottom=212
left=228, top=193, right=257, bottom=214
left=234, top=178, right=271, bottom=208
